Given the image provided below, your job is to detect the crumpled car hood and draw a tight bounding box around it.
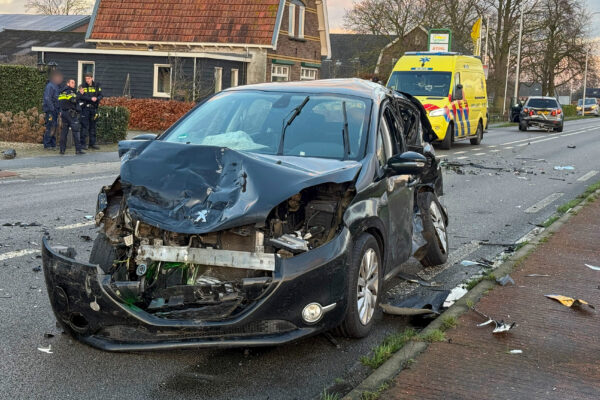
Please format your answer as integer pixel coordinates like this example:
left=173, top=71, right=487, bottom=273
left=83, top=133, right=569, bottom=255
left=119, top=141, right=362, bottom=234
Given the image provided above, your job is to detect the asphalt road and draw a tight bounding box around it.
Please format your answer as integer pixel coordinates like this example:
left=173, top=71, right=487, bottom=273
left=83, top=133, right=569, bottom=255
left=1, top=118, right=599, bottom=400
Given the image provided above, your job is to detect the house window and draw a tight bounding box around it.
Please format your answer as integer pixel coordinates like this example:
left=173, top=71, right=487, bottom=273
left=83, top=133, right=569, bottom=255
left=288, top=1, right=305, bottom=39
left=271, top=65, right=289, bottom=82
left=153, top=64, right=171, bottom=98
left=300, top=67, right=317, bottom=80
left=231, top=69, right=239, bottom=87
left=215, top=67, right=223, bottom=92
left=77, top=61, right=94, bottom=86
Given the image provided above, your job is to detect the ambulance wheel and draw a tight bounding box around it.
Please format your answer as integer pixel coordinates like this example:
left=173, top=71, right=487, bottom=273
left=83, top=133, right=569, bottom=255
left=440, top=125, right=452, bottom=150
left=470, top=121, right=483, bottom=145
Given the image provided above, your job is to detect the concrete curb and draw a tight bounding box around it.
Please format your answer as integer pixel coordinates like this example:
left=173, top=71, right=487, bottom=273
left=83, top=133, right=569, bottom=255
left=342, top=188, right=600, bottom=400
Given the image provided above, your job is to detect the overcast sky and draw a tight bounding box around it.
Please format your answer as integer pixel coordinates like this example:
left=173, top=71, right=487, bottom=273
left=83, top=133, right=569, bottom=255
left=1, top=0, right=599, bottom=35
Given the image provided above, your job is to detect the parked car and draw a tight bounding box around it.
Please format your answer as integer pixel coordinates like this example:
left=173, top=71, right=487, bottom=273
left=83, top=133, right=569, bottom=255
left=387, top=51, right=488, bottom=149
left=42, top=79, right=449, bottom=351
left=576, top=98, right=599, bottom=116
left=519, top=96, right=564, bottom=132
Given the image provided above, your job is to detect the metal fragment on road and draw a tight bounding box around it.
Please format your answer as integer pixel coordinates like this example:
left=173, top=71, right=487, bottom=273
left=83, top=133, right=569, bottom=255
left=525, top=274, right=550, bottom=277
left=496, top=274, right=515, bottom=286
left=472, top=307, right=516, bottom=334
left=553, top=166, right=574, bottom=171
left=584, top=264, right=600, bottom=271
left=509, top=349, right=523, bottom=354
left=37, top=345, right=53, bottom=354
left=396, top=272, right=441, bottom=287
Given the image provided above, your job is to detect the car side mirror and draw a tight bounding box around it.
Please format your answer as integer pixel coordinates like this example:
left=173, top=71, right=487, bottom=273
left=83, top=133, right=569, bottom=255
left=386, top=151, right=427, bottom=175
left=453, top=84, right=464, bottom=101
left=118, top=134, right=157, bottom=157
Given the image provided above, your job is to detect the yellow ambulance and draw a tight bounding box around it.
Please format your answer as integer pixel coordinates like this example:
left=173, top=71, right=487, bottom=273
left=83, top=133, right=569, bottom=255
left=387, top=52, right=488, bottom=149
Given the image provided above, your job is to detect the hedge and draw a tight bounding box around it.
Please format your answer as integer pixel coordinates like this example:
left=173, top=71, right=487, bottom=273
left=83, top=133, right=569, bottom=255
left=562, top=104, right=577, bottom=117
left=0, top=65, right=47, bottom=113
left=102, top=97, right=195, bottom=131
left=0, top=108, right=45, bottom=143
left=96, top=106, right=130, bottom=144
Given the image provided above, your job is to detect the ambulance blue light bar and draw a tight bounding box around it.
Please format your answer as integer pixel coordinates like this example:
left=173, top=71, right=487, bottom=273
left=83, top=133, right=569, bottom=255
left=404, top=51, right=460, bottom=56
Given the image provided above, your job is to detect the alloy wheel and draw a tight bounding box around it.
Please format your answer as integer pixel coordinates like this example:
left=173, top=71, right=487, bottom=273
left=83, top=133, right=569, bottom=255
left=357, top=248, right=379, bottom=325
left=430, top=201, right=448, bottom=254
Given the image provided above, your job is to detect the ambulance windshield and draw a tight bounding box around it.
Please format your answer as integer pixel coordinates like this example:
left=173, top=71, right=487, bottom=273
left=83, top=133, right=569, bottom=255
left=387, top=71, right=452, bottom=98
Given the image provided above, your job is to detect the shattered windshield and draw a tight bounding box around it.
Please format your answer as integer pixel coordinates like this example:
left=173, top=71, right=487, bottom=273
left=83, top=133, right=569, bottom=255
left=526, top=98, right=559, bottom=108
left=387, top=71, right=452, bottom=97
left=162, top=90, right=371, bottom=160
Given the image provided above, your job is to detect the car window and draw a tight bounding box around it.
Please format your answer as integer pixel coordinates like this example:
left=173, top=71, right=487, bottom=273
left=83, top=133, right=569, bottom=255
left=162, top=91, right=372, bottom=160
left=383, top=106, right=405, bottom=155
left=526, top=98, right=559, bottom=108
left=379, top=114, right=393, bottom=162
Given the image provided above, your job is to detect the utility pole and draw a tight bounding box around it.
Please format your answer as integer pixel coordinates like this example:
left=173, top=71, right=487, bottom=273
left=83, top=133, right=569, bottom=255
left=583, top=49, right=589, bottom=114
left=513, top=4, right=524, bottom=106
left=484, top=16, right=489, bottom=65
left=503, top=47, right=511, bottom=117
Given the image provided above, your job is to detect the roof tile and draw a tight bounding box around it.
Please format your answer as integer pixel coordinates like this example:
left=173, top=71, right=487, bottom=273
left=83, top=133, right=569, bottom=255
left=89, top=0, right=281, bottom=45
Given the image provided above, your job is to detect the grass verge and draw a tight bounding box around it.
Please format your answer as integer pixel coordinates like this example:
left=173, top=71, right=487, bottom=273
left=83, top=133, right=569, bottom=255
left=360, top=329, right=417, bottom=369
left=0, top=140, right=118, bottom=158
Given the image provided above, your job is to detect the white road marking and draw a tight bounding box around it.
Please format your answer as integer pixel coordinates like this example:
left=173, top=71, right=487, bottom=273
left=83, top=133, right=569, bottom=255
left=524, top=193, right=564, bottom=214
left=473, top=152, right=486, bottom=156
left=453, top=151, right=467, bottom=154
left=0, top=179, right=29, bottom=185
left=0, top=249, right=40, bottom=261
left=501, top=136, right=546, bottom=146
left=487, top=145, right=497, bottom=148
left=455, top=156, right=468, bottom=160
left=490, top=149, right=501, bottom=153
left=36, top=175, right=115, bottom=186
left=517, top=136, right=558, bottom=147
left=576, top=170, right=599, bottom=182
left=505, top=146, right=513, bottom=149
left=55, top=221, right=96, bottom=230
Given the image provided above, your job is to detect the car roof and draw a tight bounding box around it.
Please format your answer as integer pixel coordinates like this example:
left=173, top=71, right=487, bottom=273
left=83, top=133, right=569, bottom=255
left=224, top=78, right=391, bottom=102
left=526, top=96, right=558, bottom=100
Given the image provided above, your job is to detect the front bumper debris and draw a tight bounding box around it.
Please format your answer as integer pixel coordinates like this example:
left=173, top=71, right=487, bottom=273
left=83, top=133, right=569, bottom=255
left=42, top=229, right=352, bottom=351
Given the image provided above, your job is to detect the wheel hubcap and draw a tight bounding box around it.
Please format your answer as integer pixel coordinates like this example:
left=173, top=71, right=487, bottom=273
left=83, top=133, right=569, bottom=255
left=430, top=201, right=448, bottom=254
left=357, top=248, right=379, bottom=325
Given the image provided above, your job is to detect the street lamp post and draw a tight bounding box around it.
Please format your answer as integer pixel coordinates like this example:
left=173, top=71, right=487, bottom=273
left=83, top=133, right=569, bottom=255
left=583, top=49, right=589, bottom=115
left=513, top=4, right=524, bottom=106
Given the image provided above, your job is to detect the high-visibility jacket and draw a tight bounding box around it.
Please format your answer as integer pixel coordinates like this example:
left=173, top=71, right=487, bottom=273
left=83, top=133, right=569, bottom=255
left=58, top=87, right=82, bottom=113
left=80, top=81, right=103, bottom=108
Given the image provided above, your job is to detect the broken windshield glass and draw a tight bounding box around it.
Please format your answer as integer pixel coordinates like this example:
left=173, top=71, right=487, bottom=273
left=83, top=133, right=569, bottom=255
left=161, top=90, right=371, bottom=160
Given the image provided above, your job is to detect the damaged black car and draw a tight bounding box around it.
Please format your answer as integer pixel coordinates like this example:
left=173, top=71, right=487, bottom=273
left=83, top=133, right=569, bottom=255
left=42, top=79, right=448, bottom=351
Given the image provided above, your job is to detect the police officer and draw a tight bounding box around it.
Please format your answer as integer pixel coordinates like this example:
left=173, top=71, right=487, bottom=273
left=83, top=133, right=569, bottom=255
left=58, top=78, right=85, bottom=155
left=42, top=70, right=63, bottom=150
left=79, top=72, right=103, bottom=150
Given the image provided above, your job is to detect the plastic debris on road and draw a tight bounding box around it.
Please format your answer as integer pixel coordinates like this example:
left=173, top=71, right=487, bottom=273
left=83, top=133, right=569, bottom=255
left=443, top=286, right=468, bottom=308
left=84, top=215, right=94, bottom=220
left=525, top=274, right=550, bottom=277
left=2, top=149, right=16, bottom=159
left=496, top=274, right=515, bottom=286
left=553, top=166, right=574, bottom=171
left=509, top=349, right=523, bottom=354
left=472, top=307, right=516, bottom=334
left=37, top=345, right=53, bottom=354
left=584, top=264, right=600, bottom=271
left=545, top=294, right=595, bottom=310
left=567, top=145, right=576, bottom=149
left=380, top=290, right=450, bottom=316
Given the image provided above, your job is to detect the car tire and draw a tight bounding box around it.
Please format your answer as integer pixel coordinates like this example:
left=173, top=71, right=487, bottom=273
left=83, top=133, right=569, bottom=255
left=89, top=233, right=118, bottom=273
left=336, top=233, right=382, bottom=339
left=418, top=192, right=449, bottom=268
left=555, top=124, right=563, bottom=133
left=470, top=121, right=483, bottom=145
left=440, top=124, right=452, bottom=150
left=518, top=121, right=528, bottom=131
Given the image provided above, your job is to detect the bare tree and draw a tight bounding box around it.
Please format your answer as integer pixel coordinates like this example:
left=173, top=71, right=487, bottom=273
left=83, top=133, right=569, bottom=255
left=25, top=0, right=94, bottom=15
left=520, top=0, right=591, bottom=96
left=423, top=0, right=482, bottom=54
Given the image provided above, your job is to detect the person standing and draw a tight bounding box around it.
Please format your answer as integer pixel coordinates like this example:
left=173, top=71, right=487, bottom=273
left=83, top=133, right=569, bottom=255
left=79, top=73, right=103, bottom=150
left=42, top=70, right=63, bottom=149
left=58, top=78, right=85, bottom=155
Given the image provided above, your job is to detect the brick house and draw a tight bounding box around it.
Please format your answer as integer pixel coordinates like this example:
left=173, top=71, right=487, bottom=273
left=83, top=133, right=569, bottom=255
left=374, top=26, right=428, bottom=78
left=32, top=0, right=331, bottom=100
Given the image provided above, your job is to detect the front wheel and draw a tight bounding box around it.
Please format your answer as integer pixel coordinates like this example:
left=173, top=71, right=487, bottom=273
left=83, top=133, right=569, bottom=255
left=555, top=123, right=563, bottom=132
left=518, top=121, right=528, bottom=131
left=336, top=233, right=382, bottom=338
left=418, top=192, right=449, bottom=268
left=470, top=121, right=483, bottom=145
left=440, top=124, right=452, bottom=150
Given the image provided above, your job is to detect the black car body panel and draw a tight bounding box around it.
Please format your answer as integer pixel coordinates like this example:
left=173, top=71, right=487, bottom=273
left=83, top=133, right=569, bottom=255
left=42, top=79, right=446, bottom=351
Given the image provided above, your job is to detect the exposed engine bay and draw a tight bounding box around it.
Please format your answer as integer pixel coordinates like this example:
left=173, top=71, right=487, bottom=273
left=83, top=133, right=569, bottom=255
left=95, top=179, right=354, bottom=321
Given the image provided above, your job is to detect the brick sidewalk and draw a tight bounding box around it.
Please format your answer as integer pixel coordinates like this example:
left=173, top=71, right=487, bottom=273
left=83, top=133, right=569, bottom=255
left=384, top=198, right=600, bottom=400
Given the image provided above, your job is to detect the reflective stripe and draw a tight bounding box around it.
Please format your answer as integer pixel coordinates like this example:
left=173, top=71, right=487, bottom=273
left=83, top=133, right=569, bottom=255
left=58, top=93, right=76, bottom=100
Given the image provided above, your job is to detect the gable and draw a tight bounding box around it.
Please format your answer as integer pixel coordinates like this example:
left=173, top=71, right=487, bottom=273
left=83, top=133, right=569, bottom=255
left=88, top=0, right=282, bottom=46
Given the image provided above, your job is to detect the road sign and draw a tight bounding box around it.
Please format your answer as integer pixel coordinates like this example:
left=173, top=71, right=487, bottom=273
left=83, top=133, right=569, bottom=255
left=428, top=29, right=452, bottom=52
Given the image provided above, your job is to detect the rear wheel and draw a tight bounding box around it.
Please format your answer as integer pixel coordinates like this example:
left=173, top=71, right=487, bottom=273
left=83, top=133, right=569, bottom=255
left=418, top=192, right=449, bottom=267
left=555, top=123, right=563, bottom=132
left=518, top=121, right=528, bottom=131
left=336, top=233, right=382, bottom=338
left=440, top=124, right=452, bottom=150
left=470, top=121, right=483, bottom=145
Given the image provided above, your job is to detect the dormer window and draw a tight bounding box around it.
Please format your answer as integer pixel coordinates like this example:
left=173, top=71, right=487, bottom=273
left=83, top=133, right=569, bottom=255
left=288, top=0, right=305, bottom=39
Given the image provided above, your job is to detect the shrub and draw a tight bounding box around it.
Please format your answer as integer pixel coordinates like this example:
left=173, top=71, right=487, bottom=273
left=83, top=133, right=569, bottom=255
left=562, top=104, right=577, bottom=117
left=96, top=106, right=130, bottom=144
left=0, top=65, right=47, bottom=113
left=0, top=107, right=44, bottom=143
left=102, top=97, right=195, bottom=131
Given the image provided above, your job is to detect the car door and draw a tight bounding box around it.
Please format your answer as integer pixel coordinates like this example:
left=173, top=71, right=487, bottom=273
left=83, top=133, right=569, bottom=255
left=380, top=103, right=414, bottom=270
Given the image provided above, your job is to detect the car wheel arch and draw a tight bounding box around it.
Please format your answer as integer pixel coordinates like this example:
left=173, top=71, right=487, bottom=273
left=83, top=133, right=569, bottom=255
left=344, top=213, right=388, bottom=272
